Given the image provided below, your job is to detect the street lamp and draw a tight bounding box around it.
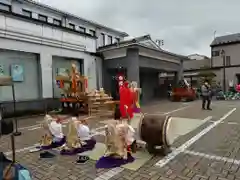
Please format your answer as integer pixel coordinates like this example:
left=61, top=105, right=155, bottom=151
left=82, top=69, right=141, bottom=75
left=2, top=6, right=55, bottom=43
left=220, top=49, right=226, bottom=92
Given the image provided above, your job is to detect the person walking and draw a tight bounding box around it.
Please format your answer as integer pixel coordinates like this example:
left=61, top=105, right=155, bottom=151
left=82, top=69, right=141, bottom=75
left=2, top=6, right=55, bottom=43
left=201, top=81, right=212, bottom=110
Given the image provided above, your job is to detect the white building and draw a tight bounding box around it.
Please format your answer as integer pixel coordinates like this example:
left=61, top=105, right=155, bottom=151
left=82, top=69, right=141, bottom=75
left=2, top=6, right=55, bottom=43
left=0, top=0, right=128, bottom=114
left=187, top=54, right=210, bottom=60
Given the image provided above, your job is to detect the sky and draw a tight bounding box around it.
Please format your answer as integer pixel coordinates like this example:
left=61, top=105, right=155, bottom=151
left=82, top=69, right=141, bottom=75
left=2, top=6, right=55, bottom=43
left=41, top=0, right=240, bottom=56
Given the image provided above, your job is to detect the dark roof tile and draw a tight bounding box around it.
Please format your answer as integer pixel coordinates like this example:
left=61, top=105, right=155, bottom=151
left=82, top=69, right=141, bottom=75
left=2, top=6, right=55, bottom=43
left=211, top=33, right=240, bottom=46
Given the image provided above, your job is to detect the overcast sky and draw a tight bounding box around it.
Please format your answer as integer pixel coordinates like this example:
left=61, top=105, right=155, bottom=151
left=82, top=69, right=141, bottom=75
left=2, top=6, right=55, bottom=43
left=41, top=0, right=240, bottom=56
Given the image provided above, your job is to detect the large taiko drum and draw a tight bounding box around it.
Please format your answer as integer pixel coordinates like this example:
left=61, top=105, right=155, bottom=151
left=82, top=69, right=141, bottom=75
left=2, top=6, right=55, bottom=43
left=138, top=114, right=173, bottom=154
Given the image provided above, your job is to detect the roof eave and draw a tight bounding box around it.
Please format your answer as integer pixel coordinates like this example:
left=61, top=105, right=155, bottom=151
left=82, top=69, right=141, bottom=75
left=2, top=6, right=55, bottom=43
left=210, top=41, right=240, bottom=47
left=97, top=42, right=188, bottom=60
left=23, top=0, right=128, bottom=37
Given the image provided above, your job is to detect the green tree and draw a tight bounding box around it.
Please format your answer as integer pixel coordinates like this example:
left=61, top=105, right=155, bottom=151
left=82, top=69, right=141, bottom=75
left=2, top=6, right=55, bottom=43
left=197, top=66, right=216, bottom=86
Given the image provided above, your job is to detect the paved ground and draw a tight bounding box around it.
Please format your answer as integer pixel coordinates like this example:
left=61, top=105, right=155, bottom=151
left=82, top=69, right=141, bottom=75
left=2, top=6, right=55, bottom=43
left=2, top=100, right=240, bottom=180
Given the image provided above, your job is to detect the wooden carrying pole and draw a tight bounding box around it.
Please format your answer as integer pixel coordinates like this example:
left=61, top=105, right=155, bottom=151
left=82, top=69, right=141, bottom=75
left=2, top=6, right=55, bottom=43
left=0, top=76, right=21, bottom=136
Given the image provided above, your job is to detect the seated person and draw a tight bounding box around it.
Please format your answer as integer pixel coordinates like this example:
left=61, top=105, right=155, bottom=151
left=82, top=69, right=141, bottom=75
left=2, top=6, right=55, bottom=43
left=104, top=120, right=136, bottom=159
left=95, top=121, right=135, bottom=169
left=113, top=110, right=137, bottom=153
left=75, top=118, right=91, bottom=141
left=60, top=116, right=96, bottom=155
left=39, top=114, right=66, bottom=149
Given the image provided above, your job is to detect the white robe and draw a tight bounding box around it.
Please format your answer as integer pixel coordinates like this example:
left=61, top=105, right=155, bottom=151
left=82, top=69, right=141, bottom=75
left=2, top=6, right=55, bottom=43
left=77, top=124, right=91, bottom=141
left=116, top=123, right=135, bottom=146
left=49, top=121, right=64, bottom=142
left=126, top=125, right=135, bottom=146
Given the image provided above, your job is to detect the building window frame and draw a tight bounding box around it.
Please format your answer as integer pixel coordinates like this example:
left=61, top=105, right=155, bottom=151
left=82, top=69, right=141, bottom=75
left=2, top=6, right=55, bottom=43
left=79, top=26, right=86, bottom=33
left=69, top=23, right=75, bottom=30
left=53, top=19, right=62, bottom=26
left=212, top=50, right=220, bottom=57
left=101, top=33, right=105, bottom=46
left=22, top=9, right=32, bottom=18
left=108, top=35, right=113, bottom=44
left=89, top=29, right=96, bottom=36
left=226, top=56, right=231, bottom=66
left=0, top=2, right=11, bottom=12
left=38, top=14, right=48, bottom=22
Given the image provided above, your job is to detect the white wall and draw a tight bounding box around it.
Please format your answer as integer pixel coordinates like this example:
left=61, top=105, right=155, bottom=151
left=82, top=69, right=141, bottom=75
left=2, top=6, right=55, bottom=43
left=212, top=44, right=240, bottom=67
left=139, top=47, right=181, bottom=64
left=0, top=38, right=98, bottom=97
left=9, top=0, right=126, bottom=50
left=103, top=49, right=127, bottom=60
left=0, top=14, right=96, bottom=52
left=188, top=54, right=207, bottom=60
left=96, top=29, right=124, bottom=48
left=0, top=14, right=98, bottom=98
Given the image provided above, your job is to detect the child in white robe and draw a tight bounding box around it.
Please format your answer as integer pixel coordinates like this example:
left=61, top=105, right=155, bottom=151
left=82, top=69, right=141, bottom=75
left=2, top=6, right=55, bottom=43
left=116, top=120, right=136, bottom=153
left=72, top=117, right=91, bottom=142
left=49, top=120, right=64, bottom=143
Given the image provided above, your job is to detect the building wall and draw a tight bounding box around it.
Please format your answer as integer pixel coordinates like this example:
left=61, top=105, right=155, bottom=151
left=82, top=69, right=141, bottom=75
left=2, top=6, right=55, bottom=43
left=139, top=47, right=181, bottom=64
left=211, top=44, right=240, bottom=67
left=6, top=0, right=126, bottom=50
left=183, top=59, right=211, bottom=70
left=140, top=70, right=159, bottom=102
left=0, top=49, right=40, bottom=101
left=96, top=29, right=124, bottom=48
left=188, top=54, right=207, bottom=60
left=0, top=13, right=95, bottom=52
left=224, top=67, right=240, bottom=86
left=0, top=31, right=98, bottom=98
left=0, top=12, right=99, bottom=98
left=95, top=56, right=103, bottom=89
left=139, top=56, right=180, bottom=72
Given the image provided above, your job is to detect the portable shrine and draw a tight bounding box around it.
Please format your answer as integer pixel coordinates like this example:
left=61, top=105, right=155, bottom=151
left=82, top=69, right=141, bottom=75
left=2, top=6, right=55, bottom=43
left=56, top=63, right=89, bottom=113
left=56, top=63, right=116, bottom=116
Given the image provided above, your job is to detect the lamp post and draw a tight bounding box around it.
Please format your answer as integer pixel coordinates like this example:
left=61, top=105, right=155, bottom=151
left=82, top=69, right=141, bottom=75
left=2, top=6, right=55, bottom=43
left=220, top=49, right=226, bottom=92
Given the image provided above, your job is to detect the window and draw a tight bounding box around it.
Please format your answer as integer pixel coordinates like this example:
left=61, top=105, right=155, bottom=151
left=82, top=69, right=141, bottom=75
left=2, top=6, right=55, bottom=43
left=69, top=23, right=75, bottom=30
left=0, top=3, right=11, bottom=12
left=107, top=35, right=113, bottom=44
left=115, top=37, right=120, bottom=43
left=38, top=14, right=48, bottom=22
left=79, top=26, right=86, bottom=33
left=89, top=29, right=96, bottom=36
left=212, top=50, right=220, bottom=57
left=101, top=33, right=105, bottom=46
left=22, top=9, right=32, bottom=18
left=226, top=56, right=231, bottom=66
left=53, top=19, right=61, bottom=26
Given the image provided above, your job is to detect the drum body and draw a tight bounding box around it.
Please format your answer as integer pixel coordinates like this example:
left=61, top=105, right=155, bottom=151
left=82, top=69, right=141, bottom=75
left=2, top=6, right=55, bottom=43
left=139, top=114, right=173, bottom=151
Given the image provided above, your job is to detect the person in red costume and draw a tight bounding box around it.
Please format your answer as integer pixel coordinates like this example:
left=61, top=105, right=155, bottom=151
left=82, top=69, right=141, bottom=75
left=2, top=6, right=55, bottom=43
left=119, top=81, right=134, bottom=120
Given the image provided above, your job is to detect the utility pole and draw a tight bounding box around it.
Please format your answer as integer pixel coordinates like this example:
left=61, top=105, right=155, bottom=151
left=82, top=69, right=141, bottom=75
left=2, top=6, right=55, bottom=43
left=220, top=49, right=226, bottom=92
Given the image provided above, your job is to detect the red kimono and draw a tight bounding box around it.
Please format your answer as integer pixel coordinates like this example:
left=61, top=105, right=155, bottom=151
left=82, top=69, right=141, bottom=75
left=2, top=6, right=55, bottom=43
left=119, top=82, right=134, bottom=119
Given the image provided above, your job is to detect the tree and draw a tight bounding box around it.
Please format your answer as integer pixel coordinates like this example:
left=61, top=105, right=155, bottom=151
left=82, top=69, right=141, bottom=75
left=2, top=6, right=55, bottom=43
left=197, top=66, right=216, bottom=86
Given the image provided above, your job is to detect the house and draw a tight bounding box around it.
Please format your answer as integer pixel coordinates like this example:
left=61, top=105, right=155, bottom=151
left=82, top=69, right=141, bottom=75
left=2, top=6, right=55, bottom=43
left=210, top=33, right=240, bottom=90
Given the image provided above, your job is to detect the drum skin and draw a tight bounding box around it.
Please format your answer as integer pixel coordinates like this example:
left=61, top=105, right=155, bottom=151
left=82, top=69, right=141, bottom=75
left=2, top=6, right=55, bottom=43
left=139, top=114, right=172, bottom=148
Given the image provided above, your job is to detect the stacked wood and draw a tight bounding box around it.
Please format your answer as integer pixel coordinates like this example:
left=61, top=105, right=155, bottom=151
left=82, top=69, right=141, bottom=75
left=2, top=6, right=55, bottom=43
left=87, top=88, right=115, bottom=117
